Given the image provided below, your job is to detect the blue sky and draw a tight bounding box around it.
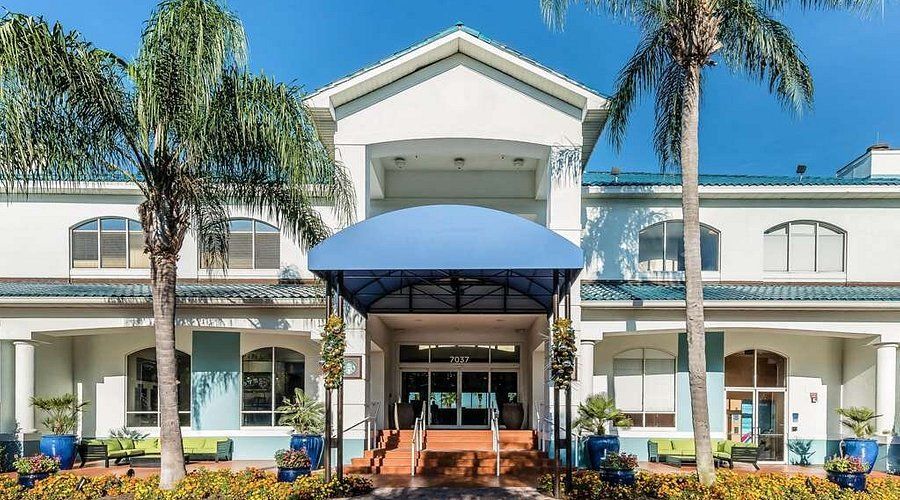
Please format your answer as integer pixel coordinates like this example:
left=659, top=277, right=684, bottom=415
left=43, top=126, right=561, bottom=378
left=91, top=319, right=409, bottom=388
left=4, top=0, right=899, bottom=176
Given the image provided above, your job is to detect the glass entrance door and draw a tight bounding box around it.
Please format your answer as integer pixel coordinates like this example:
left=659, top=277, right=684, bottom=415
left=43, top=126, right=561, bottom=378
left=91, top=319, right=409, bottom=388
left=460, top=372, right=489, bottom=426
left=725, top=390, right=785, bottom=461
left=429, top=371, right=458, bottom=426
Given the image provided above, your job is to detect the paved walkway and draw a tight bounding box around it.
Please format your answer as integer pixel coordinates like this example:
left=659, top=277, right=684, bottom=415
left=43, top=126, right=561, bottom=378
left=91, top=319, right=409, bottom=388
left=362, top=487, right=546, bottom=499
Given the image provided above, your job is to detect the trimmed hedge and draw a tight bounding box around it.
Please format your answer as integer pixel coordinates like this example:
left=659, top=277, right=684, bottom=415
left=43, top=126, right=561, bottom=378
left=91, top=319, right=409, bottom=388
left=538, top=470, right=900, bottom=499
left=0, top=468, right=373, bottom=500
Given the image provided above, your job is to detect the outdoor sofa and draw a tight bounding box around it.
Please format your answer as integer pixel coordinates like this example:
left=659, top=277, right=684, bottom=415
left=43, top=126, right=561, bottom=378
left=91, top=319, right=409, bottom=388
left=647, top=438, right=762, bottom=469
left=78, top=437, right=233, bottom=467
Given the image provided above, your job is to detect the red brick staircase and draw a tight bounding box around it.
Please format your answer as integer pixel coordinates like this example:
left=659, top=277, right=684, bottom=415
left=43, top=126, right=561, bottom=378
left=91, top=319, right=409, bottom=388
left=347, top=429, right=552, bottom=476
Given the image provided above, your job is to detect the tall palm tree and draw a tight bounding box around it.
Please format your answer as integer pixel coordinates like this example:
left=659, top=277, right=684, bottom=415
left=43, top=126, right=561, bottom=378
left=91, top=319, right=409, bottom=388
left=0, top=0, right=353, bottom=488
left=542, top=0, right=864, bottom=485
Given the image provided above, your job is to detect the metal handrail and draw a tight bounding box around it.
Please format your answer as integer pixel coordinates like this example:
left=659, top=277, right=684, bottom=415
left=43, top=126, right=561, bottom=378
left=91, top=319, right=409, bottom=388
left=537, top=402, right=581, bottom=466
left=342, top=402, right=381, bottom=450
left=490, top=407, right=500, bottom=476
left=410, top=407, right=425, bottom=476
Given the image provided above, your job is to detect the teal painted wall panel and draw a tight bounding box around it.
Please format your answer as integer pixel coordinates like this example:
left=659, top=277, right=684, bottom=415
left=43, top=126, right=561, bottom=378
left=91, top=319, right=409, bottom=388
left=677, top=332, right=724, bottom=433
left=192, top=332, right=241, bottom=431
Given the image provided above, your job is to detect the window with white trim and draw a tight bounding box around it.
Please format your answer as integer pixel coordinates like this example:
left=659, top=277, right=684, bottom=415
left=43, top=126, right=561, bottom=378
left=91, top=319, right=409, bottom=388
left=241, top=347, right=305, bottom=426
left=201, top=219, right=281, bottom=270
left=613, top=348, right=676, bottom=427
left=126, top=348, right=191, bottom=426
left=71, top=217, right=149, bottom=269
left=763, top=221, right=845, bottom=272
left=638, top=221, right=720, bottom=272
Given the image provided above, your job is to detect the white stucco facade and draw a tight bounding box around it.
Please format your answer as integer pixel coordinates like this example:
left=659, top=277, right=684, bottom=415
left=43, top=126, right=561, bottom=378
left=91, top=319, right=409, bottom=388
left=1, top=25, right=899, bottom=470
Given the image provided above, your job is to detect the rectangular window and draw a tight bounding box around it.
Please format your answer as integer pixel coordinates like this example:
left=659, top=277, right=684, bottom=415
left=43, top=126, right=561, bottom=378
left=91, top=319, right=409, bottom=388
left=817, top=226, right=844, bottom=272
left=763, top=227, right=788, bottom=272
left=254, top=232, right=280, bottom=269
left=788, top=223, right=816, bottom=271
left=72, top=231, right=99, bottom=268
left=227, top=232, right=254, bottom=269
left=638, top=223, right=664, bottom=272
left=100, top=229, right=127, bottom=268
left=613, top=348, right=675, bottom=428
left=664, top=222, right=684, bottom=272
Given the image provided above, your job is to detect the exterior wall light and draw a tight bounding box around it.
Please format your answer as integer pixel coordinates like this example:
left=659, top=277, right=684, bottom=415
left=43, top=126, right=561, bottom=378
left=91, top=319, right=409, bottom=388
left=454, top=158, right=465, bottom=169
left=513, top=158, right=524, bottom=167
left=394, top=157, right=406, bottom=169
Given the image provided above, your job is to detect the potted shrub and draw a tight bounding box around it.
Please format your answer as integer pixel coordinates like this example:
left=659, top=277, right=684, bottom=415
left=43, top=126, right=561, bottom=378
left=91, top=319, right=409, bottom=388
left=501, top=394, right=525, bottom=430
left=31, top=394, right=89, bottom=470
left=824, top=455, right=868, bottom=491
left=836, top=406, right=880, bottom=473
left=274, top=448, right=311, bottom=482
left=276, top=388, right=325, bottom=470
left=574, top=393, right=633, bottom=470
left=598, top=452, right=639, bottom=486
left=14, top=454, right=59, bottom=489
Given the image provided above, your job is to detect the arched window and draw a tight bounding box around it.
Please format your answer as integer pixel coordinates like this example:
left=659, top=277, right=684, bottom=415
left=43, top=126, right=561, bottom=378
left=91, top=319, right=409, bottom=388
left=71, top=217, right=149, bottom=269
left=612, top=348, right=675, bottom=428
left=638, top=221, right=720, bottom=272
left=201, top=219, right=281, bottom=270
left=126, top=348, right=191, bottom=426
left=764, top=221, right=845, bottom=272
left=241, top=347, right=305, bottom=426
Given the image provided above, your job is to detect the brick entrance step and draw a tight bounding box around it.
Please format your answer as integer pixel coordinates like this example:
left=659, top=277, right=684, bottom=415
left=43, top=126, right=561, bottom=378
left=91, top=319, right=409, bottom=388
left=346, top=429, right=552, bottom=476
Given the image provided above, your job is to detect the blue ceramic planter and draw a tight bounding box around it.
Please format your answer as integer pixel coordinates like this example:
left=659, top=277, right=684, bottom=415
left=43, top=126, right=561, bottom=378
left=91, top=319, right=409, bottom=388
left=599, top=468, right=636, bottom=486
left=39, top=434, right=77, bottom=470
left=277, top=467, right=311, bottom=482
left=584, top=435, right=620, bottom=470
left=841, top=438, right=879, bottom=473
left=827, top=471, right=867, bottom=491
left=17, top=472, right=52, bottom=489
left=290, top=434, right=324, bottom=470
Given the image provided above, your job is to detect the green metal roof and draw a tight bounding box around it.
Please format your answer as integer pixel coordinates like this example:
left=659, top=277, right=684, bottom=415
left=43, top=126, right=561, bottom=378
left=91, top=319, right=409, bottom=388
left=0, top=282, right=322, bottom=300
left=581, top=171, right=900, bottom=187
left=308, top=23, right=607, bottom=100
left=4, top=281, right=900, bottom=304
left=581, top=282, right=900, bottom=302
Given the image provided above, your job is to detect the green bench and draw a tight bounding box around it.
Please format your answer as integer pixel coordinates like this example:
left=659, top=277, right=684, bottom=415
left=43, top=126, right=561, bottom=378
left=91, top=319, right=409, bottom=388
left=78, top=437, right=233, bottom=467
left=647, top=438, right=762, bottom=470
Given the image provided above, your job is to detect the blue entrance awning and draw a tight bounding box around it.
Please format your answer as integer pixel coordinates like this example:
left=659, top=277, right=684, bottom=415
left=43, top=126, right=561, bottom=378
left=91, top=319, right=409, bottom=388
left=308, top=205, right=583, bottom=315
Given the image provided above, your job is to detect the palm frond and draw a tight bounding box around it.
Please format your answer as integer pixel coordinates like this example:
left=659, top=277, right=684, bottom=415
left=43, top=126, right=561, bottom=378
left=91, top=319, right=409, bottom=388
left=540, top=0, right=648, bottom=30
left=653, top=62, right=692, bottom=169
left=0, top=13, right=133, bottom=193
left=717, top=0, right=814, bottom=114
left=134, top=0, right=246, bottom=150
left=606, top=28, right=670, bottom=151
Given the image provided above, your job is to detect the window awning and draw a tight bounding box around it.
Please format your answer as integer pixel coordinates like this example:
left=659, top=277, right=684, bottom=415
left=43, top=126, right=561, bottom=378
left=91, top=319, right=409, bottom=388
left=308, top=205, right=583, bottom=315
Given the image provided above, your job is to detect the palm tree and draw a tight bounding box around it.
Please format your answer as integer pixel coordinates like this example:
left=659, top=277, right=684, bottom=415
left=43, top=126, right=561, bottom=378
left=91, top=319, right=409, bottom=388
left=541, top=0, right=865, bottom=485
left=0, top=0, right=353, bottom=488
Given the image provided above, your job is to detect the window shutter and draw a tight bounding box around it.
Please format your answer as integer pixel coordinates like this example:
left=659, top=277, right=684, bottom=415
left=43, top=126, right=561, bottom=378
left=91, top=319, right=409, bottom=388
left=72, top=232, right=99, bottom=268
left=129, top=230, right=150, bottom=268
left=254, top=233, right=280, bottom=269
left=612, top=358, right=644, bottom=412
left=228, top=232, right=253, bottom=269
left=100, top=231, right=127, bottom=268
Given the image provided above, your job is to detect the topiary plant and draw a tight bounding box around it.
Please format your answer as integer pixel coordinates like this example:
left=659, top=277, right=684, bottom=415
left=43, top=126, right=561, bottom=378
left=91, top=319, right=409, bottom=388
left=30, top=394, right=89, bottom=435
left=277, top=388, right=325, bottom=435
left=837, top=407, right=880, bottom=439
left=574, top=393, right=633, bottom=436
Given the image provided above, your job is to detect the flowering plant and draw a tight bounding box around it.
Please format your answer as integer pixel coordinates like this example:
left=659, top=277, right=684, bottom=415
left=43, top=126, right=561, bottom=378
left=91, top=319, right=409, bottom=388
left=824, top=455, right=867, bottom=473
left=13, top=454, right=60, bottom=474
left=600, top=452, right=638, bottom=471
left=550, top=318, right=576, bottom=389
left=320, top=315, right=346, bottom=390
left=275, top=448, right=312, bottom=469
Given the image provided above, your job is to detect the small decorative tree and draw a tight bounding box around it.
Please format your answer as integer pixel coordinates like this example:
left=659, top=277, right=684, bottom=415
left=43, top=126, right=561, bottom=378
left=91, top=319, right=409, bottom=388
left=574, top=394, right=633, bottom=436
left=30, top=394, right=89, bottom=435
left=277, top=388, right=325, bottom=435
left=837, top=407, right=880, bottom=439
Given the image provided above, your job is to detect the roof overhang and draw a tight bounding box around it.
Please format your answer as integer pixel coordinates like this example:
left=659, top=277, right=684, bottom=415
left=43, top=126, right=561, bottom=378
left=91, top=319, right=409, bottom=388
left=303, top=25, right=608, bottom=163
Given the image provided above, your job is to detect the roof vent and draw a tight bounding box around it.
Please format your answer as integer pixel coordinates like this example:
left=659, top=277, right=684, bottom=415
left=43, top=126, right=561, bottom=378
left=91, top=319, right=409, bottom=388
left=796, top=164, right=807, bottom=180
left=610, top=166, right=621, bottom=183
left=868, top=142, right=891, bottom=152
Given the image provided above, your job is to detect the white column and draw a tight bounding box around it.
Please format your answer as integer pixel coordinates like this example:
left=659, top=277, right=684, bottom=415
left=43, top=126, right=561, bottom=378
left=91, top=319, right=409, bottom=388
left=579, top=340, right=596, bottom=402
left=876, top=342, right=899, bottom=435
left=14, top=341, right=36, bottom=434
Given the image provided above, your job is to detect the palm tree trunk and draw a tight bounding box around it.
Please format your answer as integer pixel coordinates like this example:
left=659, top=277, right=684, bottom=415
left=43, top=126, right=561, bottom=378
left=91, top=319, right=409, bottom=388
left=680, top=63, right=715, bottom=486
left=151, top=256, right=187, bottom=489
